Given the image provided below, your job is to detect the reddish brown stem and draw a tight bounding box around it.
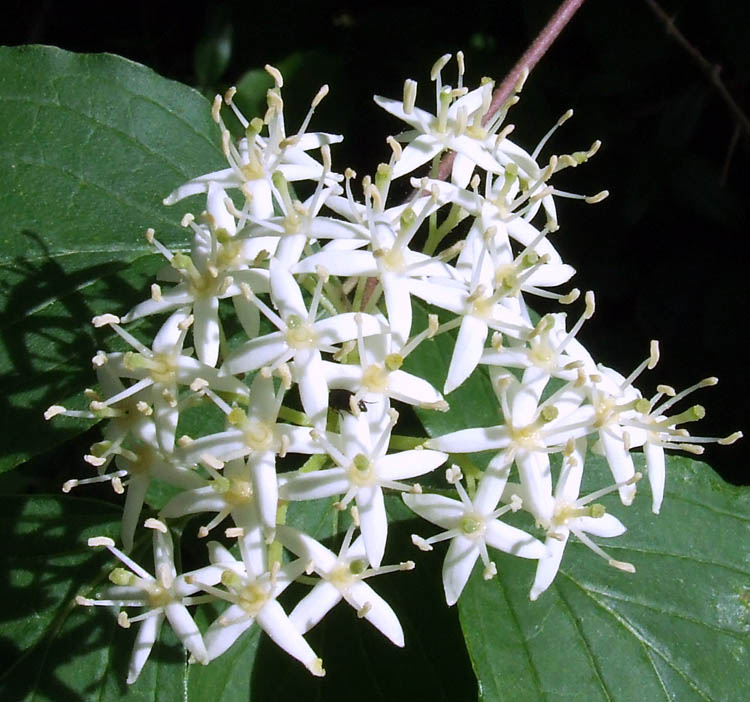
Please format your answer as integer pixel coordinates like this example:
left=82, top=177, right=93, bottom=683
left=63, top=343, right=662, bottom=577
left=488, top=0, right=587, bottom=123
left=436, top=0, right=586, bottom=181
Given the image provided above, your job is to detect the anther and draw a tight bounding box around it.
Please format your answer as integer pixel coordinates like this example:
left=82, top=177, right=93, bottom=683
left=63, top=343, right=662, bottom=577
left=584, top=291, right=596, bottom=319
left=430, top=54, right=451, bottom=81
left=88, top=536, right=115, bottom=548
left=92, top=314, right=120, bottom=327
left=144, top=518, right=167, bottom=533
left=312, top=84, right=329, bottom=108
left=719, top=431, right=743, bottom=445
left=411, top=535, right=433, bottom=552
left=44, top=405, right=65, bottom=420
left=585, top=190, right=609, bottom=204
left=264, top=64, right=283, bottom=88
left=211, top=95, right=222, bottom=123
left=648, top=340, right=660, bottom=369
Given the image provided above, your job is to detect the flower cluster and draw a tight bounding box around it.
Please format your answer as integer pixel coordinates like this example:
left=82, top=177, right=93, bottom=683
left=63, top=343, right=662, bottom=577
left=47, top=54, right=741, bottom=682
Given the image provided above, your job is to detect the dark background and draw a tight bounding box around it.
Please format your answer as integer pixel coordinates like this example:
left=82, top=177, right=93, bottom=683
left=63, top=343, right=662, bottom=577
left=2, top=0, right=748, bottom=483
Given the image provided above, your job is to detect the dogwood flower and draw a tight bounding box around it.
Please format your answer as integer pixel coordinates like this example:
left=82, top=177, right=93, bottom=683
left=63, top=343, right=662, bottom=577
left=374, top=53, right=505, bottom=185
left=404, top=462, right=545, bottom=605
left=500, top=440, right=637, bottom=601
left=189, top=538, right=325, bottom=676
left=277, top=521, right=413, bottom=646
left=164, top=67, right=342, bottom=219
left=122, top=186, right=271, bottom=366
left=281, top=409, right=447, bottom=566
left=78, top=523, right=221, bottom=683
left=91, top=308, right=249, bottom=453
left=223, top=259, right=382, bottom=426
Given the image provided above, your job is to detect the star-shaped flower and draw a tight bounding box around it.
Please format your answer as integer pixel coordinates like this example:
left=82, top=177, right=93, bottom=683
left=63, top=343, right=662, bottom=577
left=78, top=522, right=222, bottom=683
left=404, top=461, right=545, bottom=605
left=280, top=409, right=447, bottom=567
left=277, top=522, right=413, bottom=646
left=190, top=538, right=325, bottom=676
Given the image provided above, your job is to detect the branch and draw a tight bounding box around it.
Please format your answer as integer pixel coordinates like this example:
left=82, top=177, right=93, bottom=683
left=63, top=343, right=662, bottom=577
left=436, top=0, right=586, bottom=181
left=643, top=0, right=750, bottom=137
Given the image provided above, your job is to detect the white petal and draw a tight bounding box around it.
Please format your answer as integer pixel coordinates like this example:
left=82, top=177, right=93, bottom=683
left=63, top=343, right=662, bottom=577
left=373, top=95, right=434, bottom=134
left=193, top=296, right=220, bottom=367
left=386, top=369, right=444, bottom=406
left=425, top=425, right=511, bottom=453
left=279, top=468, right=350, bottom=501
left=127, top=611, right=163, bottom=684
left=576, top=513, right=626, bottom=538
left=289, top=581, right=342, bottom=634
left=445, top=315, right=488, bottom=394
left=223, top=332, right=287, bottom=375
left=645, top=441, right=666, bottom=514
left=122, top=286, right=193, bottom=322
left=160, top=488, right=225, bottom=519
left=256, top=599, right=323, bottom=675
left=345, top=581, right=405, bottom=646
left=442, top=535, right=480, bottom=606
left=409, top=278, right=467, bottom=315
left=358, top=485, right=387, bottom=567
left=248, top=452, right=278, bottom=532
left=296, top=349, right=329, bottom=428
left=473, top=456, right=510, bottom=515
left=377, top=449, right=447, bottom=481
left=275, top=526, right=338, bottom=572
left=402, top=493, right=463, bottom=530
left=515, top=449, right=554, bottom=522
left=382, top=272, right=412, bottom=347
left=270, top=259, right=307, bottom=319
left=165, top=602, right=208, bottom=664
left=294, top=250, right=376, bottom=277
left=529, top=533, right=568, bottom=601
left=484, top=520, right=546, bottom=559
left=233, top=295, right=260, bottom=338
left=121, top=475, right=149, bottom=552
left=152, top=381, right=178, bottom=454
left=152, top=308, right=190, bottom=354
left=314, top=312, right=382, bottom=346
left=600, top=430, right=637, bottom=505
left=205, top=605, right=253, bottom=660
left=392, top=134, right=443, bottom=178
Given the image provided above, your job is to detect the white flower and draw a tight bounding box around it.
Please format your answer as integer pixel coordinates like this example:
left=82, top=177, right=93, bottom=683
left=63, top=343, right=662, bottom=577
left=164, top=69, right=342, bottom=220
left=277, top=523, right=412, bottom=646
left=374, top=54, right=503, bottom=185
left=501, top=439, right=636, bottom=601
left=122, top=186, right=271, bottom=366
left=223, top=259, right=382, bottom=426
left=319, top=321, right=446, bottom=415
left=426, top=370, right=593, bottom=520
left=403, top=461, right=545, bottom=605
left=191, top=539, right=325, bottom=676
left=294, top=187, right=450, bottom=347
left=92, top=308, right=249, bottom=453
left=280, top=410, right=447, bottom=567
left=79, top=524, right=221, bottom=683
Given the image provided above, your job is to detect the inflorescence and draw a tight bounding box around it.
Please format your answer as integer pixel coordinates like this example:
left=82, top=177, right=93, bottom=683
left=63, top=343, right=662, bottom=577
left=46, top=53, right=741, bottom=682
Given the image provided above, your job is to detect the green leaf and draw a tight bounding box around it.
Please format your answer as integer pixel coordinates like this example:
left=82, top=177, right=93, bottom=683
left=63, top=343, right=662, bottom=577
left=405, top=301, right=749, bottom=700
left=0, top=46, right=224, bottom=472
left=456, top=456, right=750, bottom=701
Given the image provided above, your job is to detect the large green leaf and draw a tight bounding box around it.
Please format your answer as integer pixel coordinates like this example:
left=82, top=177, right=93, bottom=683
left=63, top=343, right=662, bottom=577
left=0, top=45, right=225, bottom=472
left=406, top=317, right=750, bottom=700
left=456, top=455, right=750, bottom=701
